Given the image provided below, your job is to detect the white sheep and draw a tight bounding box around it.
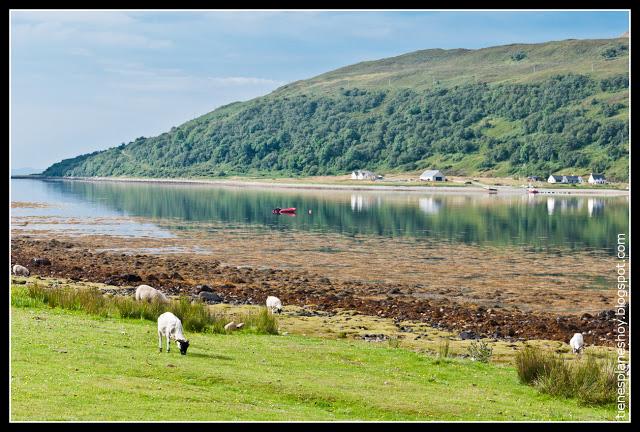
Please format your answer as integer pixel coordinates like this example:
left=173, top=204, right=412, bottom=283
left=157, top=312, right=190, bottom=355
left=266, top=296, right=283, bottom=314
left=135, top=284, right=169, bottom=303
left=569, top=333, right=584, bottom=354
left=12, top=264, right=30, bottom=276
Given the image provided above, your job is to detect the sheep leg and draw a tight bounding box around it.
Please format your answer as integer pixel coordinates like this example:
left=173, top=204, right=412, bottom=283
left=158, top=331, right=162, bottom=352
left=166, top=331, right=171, bottom=353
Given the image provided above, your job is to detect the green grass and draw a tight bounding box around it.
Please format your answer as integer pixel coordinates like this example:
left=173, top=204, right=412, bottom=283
left=11, top=299, right=619, bottom=420
left=18, top=283, right=278, bottom=335
left=515, top=346, right=621, bottom=405
left=286, top=37, right=628, bottom=94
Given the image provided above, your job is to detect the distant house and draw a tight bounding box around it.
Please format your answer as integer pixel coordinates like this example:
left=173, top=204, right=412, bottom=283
left=588, top=173, right=606, bottom=184
left=548, top=174, right=582, bottom=184
left=351, top=170, right=379, bottom=180
left=562, top=175, right=583, bottom=184
left=527, top=176, right=541, bottom=182
left=419, top=169, right=447, bottom=182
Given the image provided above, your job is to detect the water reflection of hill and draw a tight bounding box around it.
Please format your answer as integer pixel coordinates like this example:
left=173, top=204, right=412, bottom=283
left=31, top=180, right=628, bottom=253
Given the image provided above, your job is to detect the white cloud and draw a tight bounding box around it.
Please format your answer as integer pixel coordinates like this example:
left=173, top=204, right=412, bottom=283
left=10, top=10, right=137, bottom=26
left=207, top=76, right=284, bottom=86
left=87, top=31, right=172, bottom=49
left=11, top=11, right=172, bottom=50
left=100, top=63, right=283, bottom=92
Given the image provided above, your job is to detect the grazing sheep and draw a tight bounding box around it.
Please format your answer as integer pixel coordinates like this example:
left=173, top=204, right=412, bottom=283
left=569, top=333, right=584, bottom=354
left=266, top=296, right=283, bottom=314
left=157, top=312, right=190, bottom=355
left=224, top=321, right=245, bottom=331
left=135, top=284, right=169, bottom=303
left=12, top=265, right=30, bottom=276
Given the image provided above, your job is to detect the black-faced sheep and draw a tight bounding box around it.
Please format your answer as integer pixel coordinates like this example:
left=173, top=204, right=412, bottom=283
left=569, top=332, right=584, bottom=354
left=157, top=312, right=189, bottom=355
left=266, top=296, right=283, bottom=314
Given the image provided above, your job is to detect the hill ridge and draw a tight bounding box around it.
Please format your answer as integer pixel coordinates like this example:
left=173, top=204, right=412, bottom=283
left=43, top=37, right=629, bottom=181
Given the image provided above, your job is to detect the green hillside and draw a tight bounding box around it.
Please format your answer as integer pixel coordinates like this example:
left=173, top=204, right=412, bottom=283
left=43, top=37, right=629, bottom=181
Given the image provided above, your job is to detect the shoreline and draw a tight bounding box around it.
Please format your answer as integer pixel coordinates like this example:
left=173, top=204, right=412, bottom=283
left=11, top=175, right=629, bottom=196
left=10, top=234, right=622, bottom=346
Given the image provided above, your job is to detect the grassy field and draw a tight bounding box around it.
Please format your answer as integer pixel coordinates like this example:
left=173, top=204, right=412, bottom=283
left=11, top=296, right=619, bottom=421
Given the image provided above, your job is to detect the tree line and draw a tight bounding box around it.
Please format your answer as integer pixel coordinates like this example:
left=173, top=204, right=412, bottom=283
left=44, top=73, right=629, bottom=181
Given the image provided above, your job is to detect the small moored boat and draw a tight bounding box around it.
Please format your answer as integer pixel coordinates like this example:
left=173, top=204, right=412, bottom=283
left=272, top=207, right=297, bottom=214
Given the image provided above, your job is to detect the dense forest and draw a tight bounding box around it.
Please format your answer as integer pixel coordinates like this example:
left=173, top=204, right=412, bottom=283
left=43, top=39, right=630, bottom=181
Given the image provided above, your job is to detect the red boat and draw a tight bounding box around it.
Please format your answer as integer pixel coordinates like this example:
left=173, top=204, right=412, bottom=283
left=272, top=207, right=297, bottom=214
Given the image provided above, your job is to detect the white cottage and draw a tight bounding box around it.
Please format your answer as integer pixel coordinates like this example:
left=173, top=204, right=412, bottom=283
left=547, top=175, right=563, bottom=184
left=562, top=175, right=583, bottom=184
left=588, top=173, right=606, bottom=184
left=351, top=170, right=379, bottom=180
left=419, top=169, right=446, bottom=182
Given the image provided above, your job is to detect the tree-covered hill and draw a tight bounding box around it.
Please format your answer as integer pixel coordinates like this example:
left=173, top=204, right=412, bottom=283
left=43, top=37, right=629, bottom=181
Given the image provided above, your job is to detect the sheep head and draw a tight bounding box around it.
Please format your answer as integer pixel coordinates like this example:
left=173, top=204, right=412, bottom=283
left=177, top=339, right=190, bottom=355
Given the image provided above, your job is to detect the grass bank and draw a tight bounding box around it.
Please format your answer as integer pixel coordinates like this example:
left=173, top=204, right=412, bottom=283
left=15, top=283, right=278, bottom=335
left=516, top=346, right=621, bottom=405
left=11, top=289, right=618, bottom=420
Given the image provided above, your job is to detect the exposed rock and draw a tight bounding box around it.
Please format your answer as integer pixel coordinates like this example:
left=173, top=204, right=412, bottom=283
left=120, top=273, right=141, bottom=282
left=362, top=334, right=388, bottom=342
left=196, top=284, right=213, bottom=293
left=459, top=330, right=479, bottom=340
left=32, top=257, right=51, bottom=266
left=9, top=236, right=622, bottom=346
left=224, top=321, right=244, bottom=331
left=198, top=291, right=223, bottom=303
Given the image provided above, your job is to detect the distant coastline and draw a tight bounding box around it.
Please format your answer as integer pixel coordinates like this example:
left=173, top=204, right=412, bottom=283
left=11, top=175, right=629, bottom=196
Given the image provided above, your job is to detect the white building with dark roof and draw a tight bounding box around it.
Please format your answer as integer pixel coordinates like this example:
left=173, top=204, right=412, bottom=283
left=562, top=175, right=583, bottom=184
left=588, top=173, right=606, bottom=184
left=351, top=170, right=379, bottom=180
left=419, top=169, right=446, bottom=181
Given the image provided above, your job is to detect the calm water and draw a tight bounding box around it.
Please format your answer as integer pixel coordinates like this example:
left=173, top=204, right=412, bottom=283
left=11, top=179, right=629, bottom=254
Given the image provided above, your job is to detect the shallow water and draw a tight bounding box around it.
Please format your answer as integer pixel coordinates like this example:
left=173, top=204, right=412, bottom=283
left=11, top=178, right=628, bottom=254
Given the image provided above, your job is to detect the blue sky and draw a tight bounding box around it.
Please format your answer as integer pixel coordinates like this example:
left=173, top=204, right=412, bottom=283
left=10, top=10, right=629, bottom=170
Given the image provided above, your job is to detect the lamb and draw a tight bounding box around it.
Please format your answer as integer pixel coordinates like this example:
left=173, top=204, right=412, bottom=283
left=135, top=284, right=169, bottom=303
left=157, top=312, right=190, bottom=355
left=12, top=264, right=30, bottom=276
left=569, top=332, right=584, bottom=354
left=266, top=296, right=283, bottom=314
